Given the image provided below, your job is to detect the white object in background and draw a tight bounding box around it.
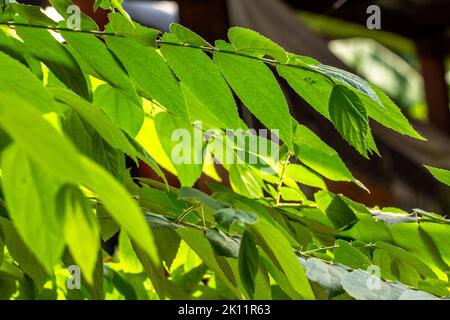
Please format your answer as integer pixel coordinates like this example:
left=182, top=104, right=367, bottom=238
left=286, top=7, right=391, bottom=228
left=123, top=1, right=179, bottom=31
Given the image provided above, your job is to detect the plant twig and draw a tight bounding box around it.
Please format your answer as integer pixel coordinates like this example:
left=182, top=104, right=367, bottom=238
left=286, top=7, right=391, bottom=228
left=0, top=21, right=336, bottom=83
left=275, top=153, right=291, bottom=207
left=176, top=205, right=196, bottom=223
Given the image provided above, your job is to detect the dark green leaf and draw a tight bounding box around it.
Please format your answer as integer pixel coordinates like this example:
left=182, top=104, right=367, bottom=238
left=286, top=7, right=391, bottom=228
left=329, top=85, right=369, bottom=156
left=206, top=228, right=240, bottom=258
left=214, top=41, right=293, bottom=150
left=61, top=32, right=141, bottom=106
left=315, top=191, right=358, bottom=229
left=16, top=27, right=90, bottom=99
left=178, top=187, right=226, bottom=211
left=334, top=240, right=371, bottom=269
left=214, top=208, right=258, bottom=233
left=238, top=231, right=259, bottom=298
left=56, top=185, right=100, bottom=284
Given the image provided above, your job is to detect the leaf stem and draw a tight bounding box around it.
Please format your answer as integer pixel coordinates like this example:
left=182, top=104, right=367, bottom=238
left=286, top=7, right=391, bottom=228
left=275, top=153, right=291, bottom=207
left=0, top=21, right=335, bottom=82
left=0, top=21, right=119, bottom=36
left=175, top=205, right=196, bottom=223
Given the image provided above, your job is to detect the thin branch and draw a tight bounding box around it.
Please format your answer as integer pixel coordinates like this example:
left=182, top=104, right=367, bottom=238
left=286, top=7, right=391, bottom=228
left=0, top=21, right=120, bottom=36
left=176, top=205, right=197, bottom=223
left=0, top=21, right=335, bottom=83
left=275, top=153, right=291, bottom=207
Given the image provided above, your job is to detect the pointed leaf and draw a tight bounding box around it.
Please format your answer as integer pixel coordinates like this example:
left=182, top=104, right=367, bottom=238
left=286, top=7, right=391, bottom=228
left=214, top=41, right=293, bottom=150
left=329, top=85, right=369, bottom=156
left=94, top=84, right=144, bottom=137
left=425, top=166, right=450, bottom=187
left=106, top=36, right=189, bottom=121
left=228, top=27, right=288, bottom=63
left=170, top=23, right=210, bottom=47
left=160, top=34, right=243, bottom=129
left=238, top=231, right=259, bottom=298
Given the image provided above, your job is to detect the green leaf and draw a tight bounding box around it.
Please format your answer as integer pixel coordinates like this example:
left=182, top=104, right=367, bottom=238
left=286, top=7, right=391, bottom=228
left=0, top=91, right=158, bottom=264
left=0, top=51, right=57, bottom=114
left=214, top=41, right=293, bottom=150
left=61, top=109, right=126, bottom=180
left=375, top=241, right=437, bottom=279
left=334, top=240, right=371, bottom=269
left=315, top=191, right=358, bottom=229
left=0, top=28, right=43, bottom=78
left=248, top=212, right=315, bottom=299
left=154, top=112, right=203, bottom=187
left=277, top=65, right=332, bottom=119
left=97, top=205, right=120, bottom=241
left=205, top=228, right=240, bottom=258
left=94, top=84, right=144, bottom=137
left=107, top=12, right=160, bottom=47
left=425, top=166, right=450, bottom=187
left=300, top=257, right=346, bottom=296
left=170, top=23, right=210, bottom=47
left=177, top=227, right=241, bottom=297
left=49, top=0, right=98, bottom=30
left=110, top=0, right=133, bottom=25
left=329, top=85, right=369, bottom=156
left=176, top=263, right=209, bottom=295
left=12, top=4, right=57, bottom=27
left=238, top=231, right=259, bottom=298
left=56, top=185, right=100, bottom=284
left=228, top=27, right=288, bottom=63
left=312, top=64, right=383, bottom=108
left=152, top=229, right=181, bottom=270
left=1, top=145, right=65, bottom=273
left=0, top=236, right=3, bottom=267
left=178, top=187, right=226, bottom=211
left=278, top=65, right=423, bottom=141
left=0, top=218, right=48, bottom=288
left=229, top=165, right=264, bottom=199
left=15, top=26, right=90, bottom=100
left=364, top=84, right=425, bottom=140
left=292, top=122, right=355, bottom=182
left=118, top=230, right=144, bottom=274
left=214, top=208, right=259, bottom=234
left=0, top=2, right=14, bottom=22
left=138, top=187, right=186, bottom=219
left=51, top=88, right=138, bottom=160
left=106, top=36, right=189, bottom=121
left=285, top=164, right=327, bottom=189
left=420, top=223, right=450, bottom=268
left=61, top=32, right=140, bottom=106
left=160, top=34, right=243, bottom=129
left=144, top=212, right=181, bottom=230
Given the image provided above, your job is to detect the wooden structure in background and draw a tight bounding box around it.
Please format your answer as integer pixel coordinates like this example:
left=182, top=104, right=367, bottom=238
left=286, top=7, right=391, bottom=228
left=285, top=0, right=450, bottom=136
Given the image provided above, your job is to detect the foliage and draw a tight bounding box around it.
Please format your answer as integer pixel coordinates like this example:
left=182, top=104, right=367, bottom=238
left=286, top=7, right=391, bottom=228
left=0, top=1, right=449, bottom=300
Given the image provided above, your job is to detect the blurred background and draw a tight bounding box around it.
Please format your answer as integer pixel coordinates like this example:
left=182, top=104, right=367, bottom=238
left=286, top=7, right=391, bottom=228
left=20, top=0, right=450, bottom=213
